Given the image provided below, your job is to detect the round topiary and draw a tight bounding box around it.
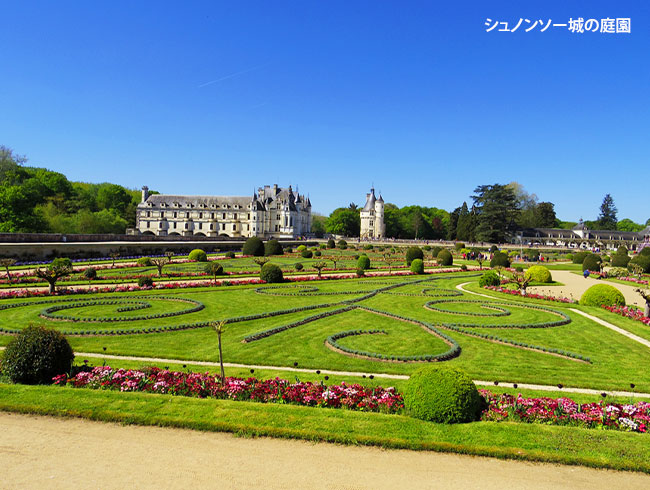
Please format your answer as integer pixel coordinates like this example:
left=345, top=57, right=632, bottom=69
left=203, top=262, right=224, bottom=276
left=314, top=250, right=322, bottom=257
left=296, top=245, right=306, bottom=252
left=404, top=365, right=482, bottom=424
left=188, top=249, right=208, bottom=262
left=83, top=267, right=97, bottom=280
left=437, top=249, right=453, bottom=266
left=264, top=239, right=284, bottom=256
left=327, top=239, right=335, bottom=249
left=243, top=237, right=265, bottom=257
left=580, top=284, right=625, bottom=307
left=489, top=245, right=499, bottom=253
left=260, top=263, right=284, bottom=283
left=430, top=246, right=443, bottom=257
left=356, top=267, right=365, bottom=277
left=572, top=251, right=589, bottom=264
left=525, top=265, right=552, bottom=283
left=137, top=256, right=153, bottom=266
left=410, top=258, right=424, bottom=274
left=478, top=270, right=500, bottom=287
left=294, top=262, right=304, bottom=271
left=582, top=253, right=602, bottom=272
left=405, top=246, right=424, bottom=266
left=611, top=252, right=631, bottom=268
left=2, top=325, right=74, bottom=384
left=138, top=277, right=154, bottom=288
left=337, top=240, right=348, bottom=250
left=225, top=251, right=236, bottom=259
left=357, top=255, right=371, bottom=270
left=629, top=254, right=650, bottom=273
left=301, top=249, right=313, bottom=259
left=454, top=242, right=465, bottom=251
left=423, top=245, right=431, bottom=251
left=490, top=252, right=510, bottom=268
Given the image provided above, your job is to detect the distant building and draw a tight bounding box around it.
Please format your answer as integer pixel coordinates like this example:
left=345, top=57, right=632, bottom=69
left=360, top=187, right=385, bottom=239
left=135, top=184, right=311, bottom=239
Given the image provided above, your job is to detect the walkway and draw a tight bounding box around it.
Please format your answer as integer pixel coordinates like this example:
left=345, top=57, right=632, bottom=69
left=1, top=412, right=648, bottom=490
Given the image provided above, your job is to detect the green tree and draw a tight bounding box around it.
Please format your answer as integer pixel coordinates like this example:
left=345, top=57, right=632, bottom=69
left=311, top=214, right=327, bottom=238
left=471, top=184, right=520, bottom=243
left=326, top=208, right=360, bottom=236
left=34, top=258, right=73, bottom=294
left=617, top=218, right=644, bottom=232
left=597, top=194, right=618, bottom=230
left=456, top=202, right=472, bottom=241
left=534, top=202, right=558, bottom=228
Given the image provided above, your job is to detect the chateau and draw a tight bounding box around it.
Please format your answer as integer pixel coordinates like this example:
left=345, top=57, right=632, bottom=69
left=360, top=187, right=385, bottom=239
left=135, top=184, right=312, bottom=239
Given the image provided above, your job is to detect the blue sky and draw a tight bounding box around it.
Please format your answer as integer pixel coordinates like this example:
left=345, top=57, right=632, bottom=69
left=1, top=1, right=648, bottom=222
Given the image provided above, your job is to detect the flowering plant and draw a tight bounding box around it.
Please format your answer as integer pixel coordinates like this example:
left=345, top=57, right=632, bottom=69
left=602, top=305, right=650, bottom=326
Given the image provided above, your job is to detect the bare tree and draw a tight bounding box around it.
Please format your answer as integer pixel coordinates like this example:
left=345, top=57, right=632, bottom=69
left=150, top=256, right=170, bottom=277
left=476, top=256, right=484, bottom=270
left=211, top=320, right=227, bottom=384
left=0, top=258, right=16, bottom=282
left=312, top=261, right=327, bottom=279
left=508, top=271, right=533, bottom=296
left=34, top=258, right=73, bottom=294
left=109, top=252, right=120, bottom=268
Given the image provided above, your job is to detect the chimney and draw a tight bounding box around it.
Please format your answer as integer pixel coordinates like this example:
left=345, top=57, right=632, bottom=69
left=141, top=186, right=149, bottom=203
left=273, top=184, right=278, bottom=194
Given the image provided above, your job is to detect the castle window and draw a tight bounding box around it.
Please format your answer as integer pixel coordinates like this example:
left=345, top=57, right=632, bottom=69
left=146, top=222, right=150, bottom=228
left=160, top=212, right=164, bottom=218
left=222, top=213, right=226, bottom=219
left=146, top=211, right=151, bottom=217
left=234, top=213, right=237, bottom=220
left=247, top=213, right=250, bottom=220
left=210, top=224, right=213, bottom=230
left=276, top=214, right=280, bottom=220
left=198, top=223, right=202, bottom=230
left=173, top=222, right=177, bottom=229
left=173, top=212, right=177, bottom=218
left=370, top=221, right=373, bottom=227
left=199, top=212, right=203, bottom=219
left=211, top=213, right=215, bottom=219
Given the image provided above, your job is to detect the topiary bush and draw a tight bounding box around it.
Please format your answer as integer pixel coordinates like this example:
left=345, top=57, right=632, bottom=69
left=338, top=240, right=348, bottom=250
left=296, top=245, right=307, bottom=252
left=405, top=246, right=424, bottom=266
left=243, top=237, right=265, bottom=257
left=314, top=250, right=322, bottom=257
left=327, top=239, right=335, bottom=249
left=203, top=262, right=224, bottom=277
left=611, top=252, right=631, bottom=268
left=454, top=242, right=465, bottom=251
left=138, top=277, right=154, bottom=288
left=264, top=239, right=284, bottom=256
left=137, top=257, right=152, bottom=266
left=294, top=262, right=304, bottom=271
left=572, top=251, right=589, bottom=264
left=490, top=245, right=499, bottom=253
left=490, top=252, right=510, bottom=268
left=410, top=258, right=424, bottom=274
left=225, top=251, right=236, bottom=259
left=301, top=249, right=313, bottom=259
left=580, top=284, right=625, bottom=307
left=478, top=270, right=500, bottom=287
left=260, top=263, right=284, bottom=283
left=582, top=253, right=602, bottom=272
left=629, top=254, right=650, bottom=273
left=188, top=249, right=208, bottom=262
left=2, top=325, right=74, bottom=384
left=514, top=266, right=524, bottom=273
left=357, top=255, right=371, bottom=270
left=437, top=249, right=453, bottom=266
left=404, top=365, right=482, bottom=424
left=356, top=267, right=365, bottom=277
left=430, top=246, right=443, bottom=257
left=363, top=244, right=373, bottom=250
left=83, top=267, right=97, bottom=281
left=525, top=265, right=552, bottom=283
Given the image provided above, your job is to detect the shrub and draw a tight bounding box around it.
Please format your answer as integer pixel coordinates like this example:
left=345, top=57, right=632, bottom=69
left=319, top=244, right=327, bottom=250
left=514, top=266, right=523, bottom=273
left=353, top=255, right=360, bottom=260
left=423, top=245, right=431, bottom=251
left=1, top=325, right=74, bottom=384
left=582, top=253, right=602, bottom=272
left=260, top=263, right=284, bottom=283
left=188, top=249, right=208, bottom=262
left=410, top=258, right=424, bottom=274
left=611, top=252, right=631, bottom=268
left=357, top=255, right=371, bottom=270
left=405, top=246, right=424, bottom=266
left=525, top=249, right=540, bottom=261
left=460, top=264, right=468, bottom=271
left=490, top=252, right=510, bottom=268
left=264, top=239, right=284, bottom=256
left=580, top=284, right=625, bottom=307
left=225, top=251, right=236, bottom=259
left=404, top=365, right=482, bottom=423
left=294, top=263, right=304, bottom=271
left=296, top=245, right=307, bottom=252
left=629, top=254, right=650, bottom=273
left=490, top=245, right=498, bottom=253
left=430, top=246, right=443, bottom=257
left=641, top=247, right=650, bottom=257
left=301, top=250, right=313, bottom=259
left=479, top=270, right=500, bottom=287
left=327, top=239, right=335, bottom=249
left=525, top=265, right=552, bottom=283
left=337, top=240, right=348, bottom=250
left=617, top=245, right=628, bottom=255
left=284, top=246, right=293, bottom=253
left=203, top=262, right=224, bottom=276
left=137, top=257, right=152, bottom=266
left=138, top=277, right=154, bottom=288
left=314, top=250, right=322, bottom=257
left=566, top=253, right=573, bottom=261
left=572, top=251, right=589, bottom=264
left=454, top=242, right=465, bottom=251
left=83, top=267, right=97, bottom=280
left=243, top=237, right=265, bottom=257
left=363, top=244, right=373, bottom=250
left=437, top=249, right=453, bottom=266
left=356, top=267, right=365, bottom=277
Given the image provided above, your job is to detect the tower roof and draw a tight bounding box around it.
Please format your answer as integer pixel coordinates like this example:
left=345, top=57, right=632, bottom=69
left=362, top=188, right=376, bottom=211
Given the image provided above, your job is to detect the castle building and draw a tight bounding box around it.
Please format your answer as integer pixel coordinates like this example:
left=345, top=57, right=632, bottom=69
left=135, top=184, right=311, bottom=239
left=360, top=187, right=385, bottom=239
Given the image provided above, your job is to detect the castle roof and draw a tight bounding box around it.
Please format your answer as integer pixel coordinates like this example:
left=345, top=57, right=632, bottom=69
left=362, top=188, right=377, bottom=211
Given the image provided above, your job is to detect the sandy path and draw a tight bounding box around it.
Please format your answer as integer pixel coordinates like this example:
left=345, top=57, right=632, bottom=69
left=1, top=412, right=648, bottom=490
left=529, top=270, right=644, bottom=307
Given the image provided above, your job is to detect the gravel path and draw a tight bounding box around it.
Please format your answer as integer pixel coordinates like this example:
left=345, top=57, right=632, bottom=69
left=1, top=412, right=648, bottom=490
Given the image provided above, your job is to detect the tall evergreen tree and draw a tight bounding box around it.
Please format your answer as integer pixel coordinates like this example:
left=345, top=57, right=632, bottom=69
left=597, top=194, right=618, bottom=230
left=534, top=202, right=558, bottom=228
left=471, top=184, right=520, bottom=243
left=447, top=206, right=461, bottom=240
left=456, top=202, right=472, bottom=241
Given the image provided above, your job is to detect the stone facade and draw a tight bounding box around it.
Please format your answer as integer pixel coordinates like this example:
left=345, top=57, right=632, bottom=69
left=135, top=184, right=311, bottom=239
left=360, top=187, right=385, bottom=239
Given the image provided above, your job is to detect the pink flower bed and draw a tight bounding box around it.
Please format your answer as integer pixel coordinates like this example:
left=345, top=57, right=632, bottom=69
left=480, top=390, right=650, bottom=433
left=602, top=305, right=650, bottom=326
left=53, top=366, right=404, bottom=413
left=483, top=286, right=577, bottom=304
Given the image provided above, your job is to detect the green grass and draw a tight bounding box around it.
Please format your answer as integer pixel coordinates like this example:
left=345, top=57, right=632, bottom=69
left=1, top=383, right=650, bottom=473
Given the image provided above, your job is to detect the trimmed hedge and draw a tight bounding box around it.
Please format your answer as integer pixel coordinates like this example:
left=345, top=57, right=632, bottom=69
left=260, top=263, right=284, bottom=283
left=410, top=258, right=424, bottom=274
left=580, top=284, right=625, bottom=307
left=338, top=240, right=348, bottom=250
left=525, top=265, right=552, bottom=283
left=490, top=252, right=510, bottom=268
left=136, top=257, right=153, bottom=266
left=437, top=249, right=453, bottom=266
left=611, top=252, right=631, bottom=268
left=138, top=277, right=154, bottom=288
left=243, top=237, right=265, bottom=257
left=629, top=254, right=650, bottom=273
left=188, top=249, right=208, bottom=262
left=405, top=247, right=424, bottom=266
left=357, top=255, right=371, bottom=270
left=404, top=365, right=482, bottom=423
left=582, top=253, right=602, bottom=272
left=478, top=271, right=501, bottom=287
left=264, top=240, right=284, bottom=256
left=1, top=325, right=74, bottom=384
left=327, top=239, right=335, bottom=249
left=572, top=251, right=589, bottom=264
left=301, top=250, right=313, bottom=259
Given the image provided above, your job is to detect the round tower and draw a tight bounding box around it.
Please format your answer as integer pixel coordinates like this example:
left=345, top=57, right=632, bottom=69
left=375, top=193, right=385, bottom=239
